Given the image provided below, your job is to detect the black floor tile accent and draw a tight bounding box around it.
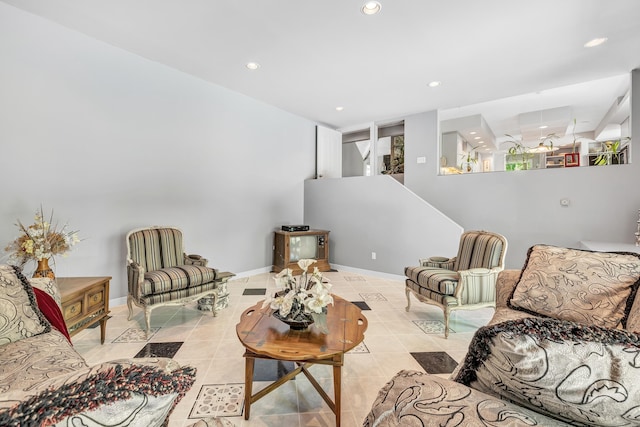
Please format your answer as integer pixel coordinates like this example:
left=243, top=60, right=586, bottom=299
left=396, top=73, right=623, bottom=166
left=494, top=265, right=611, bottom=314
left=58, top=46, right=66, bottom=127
left=351, top=301, right=371, bottom=311
left=135, top=342, right=183, bottom=358
left=252, top=359, right=296, bottom=381
left=243, top=288, right=267, bottom=296
left=410, top=351, right=458, bottom=374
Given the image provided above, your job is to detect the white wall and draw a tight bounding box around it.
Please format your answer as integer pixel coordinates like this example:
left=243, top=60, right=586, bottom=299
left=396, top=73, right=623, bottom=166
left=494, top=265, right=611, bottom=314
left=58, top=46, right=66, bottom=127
left=306, top=72, right=640, bottom=272
left=405, top=71, right=640, bottom=269
left=0, top=4, right=317, bottom=299
left=304, top=175, right=463, bottom=274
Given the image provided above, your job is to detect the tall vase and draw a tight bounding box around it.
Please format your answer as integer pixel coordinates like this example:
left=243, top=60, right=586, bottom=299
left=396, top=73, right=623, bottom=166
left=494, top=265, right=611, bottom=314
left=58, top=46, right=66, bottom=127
left=33, top=258, right=55, bottom=279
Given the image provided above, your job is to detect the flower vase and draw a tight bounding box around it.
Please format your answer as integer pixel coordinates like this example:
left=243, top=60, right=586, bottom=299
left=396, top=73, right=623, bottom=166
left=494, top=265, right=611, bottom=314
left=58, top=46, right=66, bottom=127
left=33, top=258, right=55, bottom=279
left=272, top=296, right=315, bottom=330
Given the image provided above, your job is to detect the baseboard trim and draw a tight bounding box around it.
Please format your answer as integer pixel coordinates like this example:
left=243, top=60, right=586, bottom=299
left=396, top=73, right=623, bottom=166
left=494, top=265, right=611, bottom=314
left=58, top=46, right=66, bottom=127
left=330, top=264, right=406, bottom=281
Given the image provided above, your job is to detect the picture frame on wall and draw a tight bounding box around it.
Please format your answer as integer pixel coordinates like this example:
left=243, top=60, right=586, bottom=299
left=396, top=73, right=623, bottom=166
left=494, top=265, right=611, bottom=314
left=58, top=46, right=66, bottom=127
left=564, top=152, right=580, bottom=167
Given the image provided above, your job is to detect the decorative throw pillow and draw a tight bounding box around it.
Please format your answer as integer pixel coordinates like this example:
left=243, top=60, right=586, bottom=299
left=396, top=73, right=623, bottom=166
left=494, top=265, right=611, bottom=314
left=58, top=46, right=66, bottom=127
left=455, top=317, right=640, bottom=426
left=509, top=245, right=640, bottom=328
left=0, top=265, right=50, bottom=345
left=0, top=362, right=197, bottom=427
left=30, top=277, right=62, bottom=308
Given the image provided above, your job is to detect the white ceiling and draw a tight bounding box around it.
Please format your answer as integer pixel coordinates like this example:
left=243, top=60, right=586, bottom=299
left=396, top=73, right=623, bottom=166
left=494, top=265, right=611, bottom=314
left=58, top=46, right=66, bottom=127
left=2, top=0, right=640, bottom=130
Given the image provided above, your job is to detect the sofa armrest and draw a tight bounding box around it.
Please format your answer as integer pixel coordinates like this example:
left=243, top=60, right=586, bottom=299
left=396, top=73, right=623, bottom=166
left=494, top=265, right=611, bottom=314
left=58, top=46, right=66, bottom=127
left=494, top=269, right=520, bottom=308
left=126, top=259, right=145, bottom=299
left=419, top=256, right=456, bottom=270
left=184, top=253, right=209, bottom=266
left=364, top=370, right=567, bottom=427
left=455, top=267, right=502, bottom=304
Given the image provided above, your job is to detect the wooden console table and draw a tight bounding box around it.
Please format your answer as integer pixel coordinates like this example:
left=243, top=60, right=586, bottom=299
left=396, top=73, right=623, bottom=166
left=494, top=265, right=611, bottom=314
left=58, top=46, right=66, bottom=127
left=57, top=276, right=111, bottom=344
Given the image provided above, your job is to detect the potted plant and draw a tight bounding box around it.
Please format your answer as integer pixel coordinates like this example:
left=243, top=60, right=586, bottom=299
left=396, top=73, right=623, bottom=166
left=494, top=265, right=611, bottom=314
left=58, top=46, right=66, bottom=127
left=504, top=134, right=533, bottom=170
left=564, top=118, right=581, bottom=167
left=593, top=138, right=629, bottom=165
left=459, top=148, right=479, bottom=172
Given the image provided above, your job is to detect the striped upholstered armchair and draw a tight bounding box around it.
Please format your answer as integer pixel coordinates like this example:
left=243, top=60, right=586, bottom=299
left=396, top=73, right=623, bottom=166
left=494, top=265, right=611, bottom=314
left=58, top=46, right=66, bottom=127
left=126, top=226, right=225, bottom=338
left=405, top=230, right=507, bottom=338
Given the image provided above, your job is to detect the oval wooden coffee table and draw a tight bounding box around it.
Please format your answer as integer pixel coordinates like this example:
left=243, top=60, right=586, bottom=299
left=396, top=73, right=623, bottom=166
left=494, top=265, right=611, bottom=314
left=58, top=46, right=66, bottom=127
left=236, top=295, right=367, bottom=426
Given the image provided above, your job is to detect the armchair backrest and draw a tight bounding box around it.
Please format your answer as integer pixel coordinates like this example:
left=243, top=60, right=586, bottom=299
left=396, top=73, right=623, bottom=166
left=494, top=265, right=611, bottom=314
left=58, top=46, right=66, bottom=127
left=127, top=226, right=184, bottom=272
left=453, top=230, right=507, bottom=271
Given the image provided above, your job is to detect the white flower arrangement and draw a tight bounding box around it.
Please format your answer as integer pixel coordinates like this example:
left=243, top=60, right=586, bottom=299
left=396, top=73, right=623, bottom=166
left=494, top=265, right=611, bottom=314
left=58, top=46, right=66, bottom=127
left=263, top=259, right=333, bottom=332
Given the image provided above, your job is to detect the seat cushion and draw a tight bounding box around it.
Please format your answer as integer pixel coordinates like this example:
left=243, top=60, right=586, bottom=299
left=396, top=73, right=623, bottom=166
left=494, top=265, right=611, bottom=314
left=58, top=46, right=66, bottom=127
left=405, top=265, right=459, bottom=295
left=141, top=266, right=217, bottom=296
left=405, top=279, right=457, bottom=307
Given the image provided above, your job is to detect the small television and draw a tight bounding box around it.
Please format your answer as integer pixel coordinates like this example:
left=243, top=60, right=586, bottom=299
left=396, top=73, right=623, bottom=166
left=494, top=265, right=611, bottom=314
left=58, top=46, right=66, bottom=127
left=272, top=229, right=330, bottom=274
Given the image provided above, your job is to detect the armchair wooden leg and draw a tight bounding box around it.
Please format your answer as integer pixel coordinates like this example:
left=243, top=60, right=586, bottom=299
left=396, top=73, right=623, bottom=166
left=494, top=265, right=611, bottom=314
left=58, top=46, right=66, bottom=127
left=211, top=292, right=218, bottom=317
left=144, top=308, right=152, bottom=340
left=443, top=308, right=450, bottom=339
left=127, top=295, right=134, bottom=321
left=405, top=287, right=412, bottom=312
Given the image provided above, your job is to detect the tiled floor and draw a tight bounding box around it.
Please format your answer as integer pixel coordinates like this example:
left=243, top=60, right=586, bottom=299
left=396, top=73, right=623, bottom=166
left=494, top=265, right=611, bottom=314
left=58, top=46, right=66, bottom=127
left=71, top=271, right=494, bottom=427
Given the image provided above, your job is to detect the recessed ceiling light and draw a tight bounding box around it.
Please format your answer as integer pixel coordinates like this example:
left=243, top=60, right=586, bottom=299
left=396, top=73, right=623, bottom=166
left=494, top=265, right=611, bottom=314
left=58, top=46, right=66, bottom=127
left=469, top=131, right=477, bottom=135
left=539, top=125, right=548, bottom=129
left=246, top=62, right=260, bottom=70
left=478, top=141, right=485, bottom=144
left=361, top=1, right=381, bottom=15
left=428, top=81, right=441, bottom=88
left=474, top=136, right=481, bottom=140
left=584, top=37, right=608, bottom=48
left=336, top=106, right=344, bottom=111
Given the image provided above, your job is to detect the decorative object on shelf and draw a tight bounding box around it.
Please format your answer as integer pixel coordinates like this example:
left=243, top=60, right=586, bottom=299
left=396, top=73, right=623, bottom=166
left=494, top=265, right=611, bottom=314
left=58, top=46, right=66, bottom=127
left=4, top=206, right=80, bottom=278
left=264, top=259, right=333, bottom=333
left=564, top=152, right=580, bottom=167
left=636, top=209, right=640, bottom=247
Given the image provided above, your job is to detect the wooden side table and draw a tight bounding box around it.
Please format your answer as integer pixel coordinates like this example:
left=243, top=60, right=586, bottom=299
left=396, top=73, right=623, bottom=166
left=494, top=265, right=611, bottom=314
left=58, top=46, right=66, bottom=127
left=57, top=276, right=111, bottom=344
left=236, top=295, right=367, bottom=426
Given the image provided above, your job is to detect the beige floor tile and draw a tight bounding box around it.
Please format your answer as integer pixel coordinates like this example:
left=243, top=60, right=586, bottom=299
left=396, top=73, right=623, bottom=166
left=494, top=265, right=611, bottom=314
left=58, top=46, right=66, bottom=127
left=84, top=271, right=475, bottom=427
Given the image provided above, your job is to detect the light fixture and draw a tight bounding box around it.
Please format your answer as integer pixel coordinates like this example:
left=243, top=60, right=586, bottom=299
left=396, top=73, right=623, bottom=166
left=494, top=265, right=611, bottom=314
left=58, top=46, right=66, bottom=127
left=428, top=81, right=441, bottom=88
left=474, top=136, right=481, bottom=140
left=469, top=131, right=477, bottom=135
left=539, top=125, right=548, bottom=129
left=336, top=106, right=344, bottom=111
left=584, top=37, right=608, bottom=48
left=246, top=62, right=260, bottom=70
left=529, top=142, right=559, bottom=153
left=361, top=1, right=381, bottom=15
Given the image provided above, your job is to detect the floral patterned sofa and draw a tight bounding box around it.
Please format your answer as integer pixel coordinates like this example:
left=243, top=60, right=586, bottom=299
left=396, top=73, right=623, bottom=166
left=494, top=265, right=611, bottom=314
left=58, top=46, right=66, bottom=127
left=365, top=245, right=640, bottom=426
left=0, top=264, right=231, bottom=427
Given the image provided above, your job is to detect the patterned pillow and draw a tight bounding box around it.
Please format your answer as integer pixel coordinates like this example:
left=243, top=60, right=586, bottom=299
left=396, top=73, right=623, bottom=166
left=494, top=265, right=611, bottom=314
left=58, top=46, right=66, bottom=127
left=30, top=277, right=62, bottom=308
left=0, top=265, right=50, bottom=345
left=0, top=361, right=196, bottom=426
left=455, top=317, right=640, bottom=426
left=509, top=245, right=640, bottom=328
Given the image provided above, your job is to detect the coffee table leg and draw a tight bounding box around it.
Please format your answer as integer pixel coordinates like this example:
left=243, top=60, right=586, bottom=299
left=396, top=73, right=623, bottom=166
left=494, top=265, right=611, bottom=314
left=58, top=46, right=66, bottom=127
left=333, top=360, right=342, bottom=426
left=244, top=356, right=255, bottom=420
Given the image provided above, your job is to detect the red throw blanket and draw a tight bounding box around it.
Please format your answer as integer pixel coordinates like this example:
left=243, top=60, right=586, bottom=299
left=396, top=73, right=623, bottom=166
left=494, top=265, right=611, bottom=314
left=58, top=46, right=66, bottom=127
left=33, top=287, right=72, bottom=343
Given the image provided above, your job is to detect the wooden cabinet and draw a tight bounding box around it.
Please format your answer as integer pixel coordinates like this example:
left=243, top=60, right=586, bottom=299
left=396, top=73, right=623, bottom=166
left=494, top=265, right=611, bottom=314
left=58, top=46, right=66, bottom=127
left=273, top=230, right=330, bottom=275
left=57, top=276, right=111, bottom=344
